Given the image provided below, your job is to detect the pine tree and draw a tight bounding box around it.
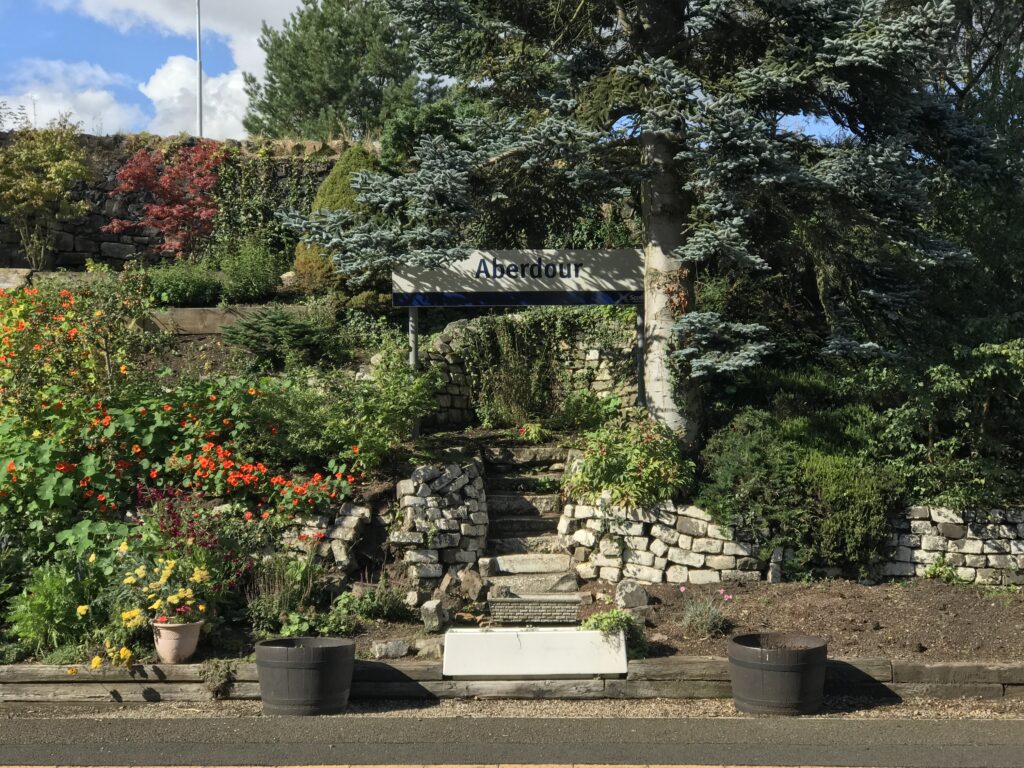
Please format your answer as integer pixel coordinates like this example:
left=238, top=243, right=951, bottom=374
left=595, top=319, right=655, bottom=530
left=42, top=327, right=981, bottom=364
left=287, top=0, right=991, bottom=446
left=243, top=0, right=419, bottom=140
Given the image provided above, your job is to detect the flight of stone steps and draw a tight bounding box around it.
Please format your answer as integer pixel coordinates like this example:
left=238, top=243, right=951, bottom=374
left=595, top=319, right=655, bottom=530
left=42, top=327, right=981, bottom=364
left=478, top=441, right=582, bottom=613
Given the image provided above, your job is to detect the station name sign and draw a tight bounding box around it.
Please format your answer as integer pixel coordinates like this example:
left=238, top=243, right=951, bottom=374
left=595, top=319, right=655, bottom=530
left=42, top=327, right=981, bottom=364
left=392, top=249, right=643, bottom=308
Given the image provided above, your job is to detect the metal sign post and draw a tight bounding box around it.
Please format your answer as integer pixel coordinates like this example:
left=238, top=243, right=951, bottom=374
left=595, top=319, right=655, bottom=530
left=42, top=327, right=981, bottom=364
left=636, top=302, right=646, bottom=408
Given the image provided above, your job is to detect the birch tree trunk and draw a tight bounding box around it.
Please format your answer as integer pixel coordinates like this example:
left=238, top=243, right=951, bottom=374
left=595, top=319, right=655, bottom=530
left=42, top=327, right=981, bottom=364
left=641, top=130, right=701, bottom=450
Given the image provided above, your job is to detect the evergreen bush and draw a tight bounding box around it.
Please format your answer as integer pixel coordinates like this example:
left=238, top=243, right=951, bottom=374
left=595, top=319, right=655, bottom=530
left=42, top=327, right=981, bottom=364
left=148, top=261, right=223, bottom=307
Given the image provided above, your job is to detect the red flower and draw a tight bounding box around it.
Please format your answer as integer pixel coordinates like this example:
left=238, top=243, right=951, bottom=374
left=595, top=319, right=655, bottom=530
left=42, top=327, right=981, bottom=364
left=243, top=511, right=253, bottom=521
left=162, top=404, right=172, bottom=412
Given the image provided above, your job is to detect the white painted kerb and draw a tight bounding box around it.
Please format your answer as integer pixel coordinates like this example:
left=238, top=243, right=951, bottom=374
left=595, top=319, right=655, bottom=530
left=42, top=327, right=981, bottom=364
left=442, top=627, right=627, bottom=679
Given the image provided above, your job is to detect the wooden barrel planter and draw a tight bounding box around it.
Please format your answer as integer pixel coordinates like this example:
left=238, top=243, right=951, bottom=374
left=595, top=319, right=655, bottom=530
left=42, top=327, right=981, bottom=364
left=255, top=637, right=355, bottom=715
left=727, top=633, right=828, bottom=715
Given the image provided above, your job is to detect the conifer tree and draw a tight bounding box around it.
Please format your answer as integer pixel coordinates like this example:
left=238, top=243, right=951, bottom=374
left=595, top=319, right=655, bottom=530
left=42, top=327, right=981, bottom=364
left=288, top=0, right=990, bottom=446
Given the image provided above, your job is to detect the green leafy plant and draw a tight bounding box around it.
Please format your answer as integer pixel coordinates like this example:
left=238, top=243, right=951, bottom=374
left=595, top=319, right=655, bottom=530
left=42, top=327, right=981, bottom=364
left=222, top=306, right=331, bottom=370
left=217, top=235, right=290, bottom=305
left=513, top=422, right=548, bottom=444
left=563, top=412, right=694, bottom=508
left=582, top=608, right=648, bottom=659
left=148, top=261, right=223, bottom=307
left=923, top=557, right=966, bottom=585
left=6, top=563, right=88, bottom=655
left=0, top=116, right=90, bottom=270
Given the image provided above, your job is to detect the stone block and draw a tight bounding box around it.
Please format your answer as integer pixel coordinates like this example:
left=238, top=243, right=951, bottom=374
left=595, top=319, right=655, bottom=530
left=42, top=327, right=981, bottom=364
left=396, top=479, right=416, bottom=497
left=723, top=541, right=755, bottom=557
left=573, top=528, right=598, bottom=548
left=687, top=570, right=722, bottom=585
left=649, top=539, right=669, bottom=558
left=679, top=505, right=713, bottom=522
left=623, top=549, right=655, bottom=567
left=421, top=600, right=448, bottom=633
left=937, top=523, right=967, bottom=540
left=965, top=554, right=987, bottom=568
left=910, top=520, right=937, bottom=535
left=898, top=534, right=922, bottom=548
left=920, top=536, right=947, bottom=552
left=987, top=554, right=1016, bottom=570
left=665, top=565, right=689, bottom=583
left=409, top=563, right=444, bottom=579
left=975, top=569, right=1001, bottom=585
left=622, top=563, right=664, bottom=584
left=576, top=562, right=598, bottom=580
left=600, top=566, right=623, bottom=583
left=692, top=538, right=723, bottom=554
left=956, top=567, right=977, bottom=582
left=372, top=640, right=410, bottom=659
left=624, top=536, right=650, bottom=551
left=704, top=555, right=737, bottom=570
left=722, top=570, right=762, bottom=583
left=460, top=523, right=487, bottom=537
left=615, top=579, right=650, bottom=609
left=651, top=524, right=679, bottom=546
left=390, top=531, right=425, bottom=545
left=609, top=521, right=645, bottom=536
left=947, top=538, right=983, bottom=555
left=911, top=549, right=941, bottom=565
left=907, top=506, right=931, bottom=519
left=667, top=548, right=704, bottom=568
left=676, top=517, right=708, bottom=537
left=983, top=540, right=1011, bottom=554
left=404, top=549, right=439, bottom=564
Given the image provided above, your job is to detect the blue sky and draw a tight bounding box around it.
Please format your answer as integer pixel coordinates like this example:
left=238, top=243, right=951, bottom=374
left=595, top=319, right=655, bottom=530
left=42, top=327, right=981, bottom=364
left=0, top=0, right=301, bottom=138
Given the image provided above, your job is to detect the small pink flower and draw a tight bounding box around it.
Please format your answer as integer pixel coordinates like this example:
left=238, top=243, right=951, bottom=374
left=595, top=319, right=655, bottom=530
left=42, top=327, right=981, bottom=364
left=679, top=586, right=687, bottom=593
left=718, top=588, right=725, bottom=595
left=723, top=594, right=733, bottom=602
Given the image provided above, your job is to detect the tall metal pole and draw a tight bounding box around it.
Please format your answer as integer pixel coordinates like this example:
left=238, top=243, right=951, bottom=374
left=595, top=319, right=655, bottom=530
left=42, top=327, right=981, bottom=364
left=196, top=0, right=204, bottom=138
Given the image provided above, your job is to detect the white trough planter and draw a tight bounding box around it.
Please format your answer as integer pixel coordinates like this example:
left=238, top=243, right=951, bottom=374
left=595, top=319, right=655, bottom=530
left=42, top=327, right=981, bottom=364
left=442, top=627, right=627, bottom=680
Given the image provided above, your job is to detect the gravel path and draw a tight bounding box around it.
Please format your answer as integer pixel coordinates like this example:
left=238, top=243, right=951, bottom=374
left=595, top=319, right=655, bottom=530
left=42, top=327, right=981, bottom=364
left=4, top=695, right=1024, bottom=720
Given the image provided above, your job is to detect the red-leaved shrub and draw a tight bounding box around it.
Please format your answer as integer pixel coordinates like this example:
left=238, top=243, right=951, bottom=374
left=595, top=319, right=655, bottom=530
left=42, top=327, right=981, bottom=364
left=104, top=140, right=224, bottom=257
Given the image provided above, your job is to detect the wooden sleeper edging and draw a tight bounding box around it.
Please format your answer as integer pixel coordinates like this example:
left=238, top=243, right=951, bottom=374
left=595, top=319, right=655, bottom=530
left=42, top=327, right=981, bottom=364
left=2, top=657, right=1024, bottom=703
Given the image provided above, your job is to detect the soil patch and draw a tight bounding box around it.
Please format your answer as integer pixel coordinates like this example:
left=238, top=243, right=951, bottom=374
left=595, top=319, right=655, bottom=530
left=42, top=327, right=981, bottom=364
left=579, top=579, right=1024, bottom=661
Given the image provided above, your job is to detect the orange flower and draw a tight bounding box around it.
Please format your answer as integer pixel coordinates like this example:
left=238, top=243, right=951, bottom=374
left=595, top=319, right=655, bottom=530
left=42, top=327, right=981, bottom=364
left=351, top=445, right=360, bottom=454
left=149, top=469, right=159, bottom=480
left=131, top=444, right=142, bottom=454
left=162, top=404, right=172, bottom=412
left=247, top=387, right=257, bottom=396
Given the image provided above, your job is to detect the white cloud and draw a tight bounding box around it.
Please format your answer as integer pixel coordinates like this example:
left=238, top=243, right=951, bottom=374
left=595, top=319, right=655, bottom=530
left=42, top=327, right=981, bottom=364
left=0, top=59, right=145, bottom=134
left=43, top=0, right=300, bottom=76
left=37, top=0, right=304, bottom=139
left=140, top=55, right=248, bottom=140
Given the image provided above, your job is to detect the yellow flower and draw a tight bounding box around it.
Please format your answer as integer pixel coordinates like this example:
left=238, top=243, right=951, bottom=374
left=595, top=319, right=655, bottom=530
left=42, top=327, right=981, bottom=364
left=87, top=553, right=96, bottom=564
left=93, top=309, right=104, bottom=318
left=90, top=656, right=103, bottom=670
left=118, top=647, right=133, bottom=664
left=149, top=599, right=163, bottom=611
left=190, top=568, right=209, bottom=584
left=167, top=594, right=179, bottom=605
left=32, top=429, right=42, bottom=438
left=198, top=603, right=206, bottom=613
left=122, top=576, right=137, bottom=585
left=76, top=605, right=89, bottom=617
left=66, top=666, right=79, bottom=676
left=117, top=541, right=129, bottom=554
left=134, top=565, right=147, bottom=578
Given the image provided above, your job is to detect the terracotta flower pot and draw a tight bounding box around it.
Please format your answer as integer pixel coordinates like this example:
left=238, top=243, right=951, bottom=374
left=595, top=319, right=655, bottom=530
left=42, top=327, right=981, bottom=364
left=152, top=620, right=204, bottom=664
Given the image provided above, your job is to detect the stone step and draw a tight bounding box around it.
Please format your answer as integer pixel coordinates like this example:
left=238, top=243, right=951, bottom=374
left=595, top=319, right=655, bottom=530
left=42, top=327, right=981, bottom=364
left=487, top=572, right=580, bottom=595
left=484, top=473, right=562, bottom=493
left=482, top=444, right=568, bottom=469
left=486, top=493, right=561, bottom=516
left=485, top=553, right=573, bottom=575
left=488, top=535, right=566, bottom=555
left=489, top=515, right=560, bottom=538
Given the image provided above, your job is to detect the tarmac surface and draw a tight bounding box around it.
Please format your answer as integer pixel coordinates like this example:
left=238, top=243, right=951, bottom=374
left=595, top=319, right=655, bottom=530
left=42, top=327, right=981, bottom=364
left=2, top=715, right=1024, bottom=767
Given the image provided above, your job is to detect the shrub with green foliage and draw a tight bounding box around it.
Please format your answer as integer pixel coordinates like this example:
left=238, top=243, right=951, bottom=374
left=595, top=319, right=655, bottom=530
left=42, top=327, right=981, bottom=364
left=562, top=412, right=693, bottom=508
left=222, top=306, right=334, bottom=370
left=293, top=145, right=379, bottom=295
left=698, top=408, right=901, bottom=576
left=5, top=563, right=87, bottom=655
left=217, top=235, right=290, bottom=305
left=235, top=342, right=441, bottom=471
left=147, top=261, right=223, bottom=307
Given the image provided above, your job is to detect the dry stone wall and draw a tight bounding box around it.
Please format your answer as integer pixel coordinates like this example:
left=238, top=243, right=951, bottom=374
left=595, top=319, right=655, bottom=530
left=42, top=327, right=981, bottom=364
left=559, top=496, right=1024, bottom=586
left=882, top=505, right=1024, bottom=586
left=389, top=459, right=488, bottom=596
left=422, top=318, right=638, bottom=428
left=0, top=132, right=335, bottom=268
left=559, top=499, right=765, bottom=585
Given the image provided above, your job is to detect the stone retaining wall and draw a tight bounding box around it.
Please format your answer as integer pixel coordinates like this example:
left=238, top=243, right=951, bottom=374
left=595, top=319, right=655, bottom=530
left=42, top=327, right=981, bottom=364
left=560, top=499, right=766, bottom=586
left=560, top=495, right=1024, bottom=587
left=280, top=502, right=372, bottom=589
left=883, top=505, right=1024, bottom=586
left=389, top=459, right=488, bottom=596
left=0, top=132, right=335, bottom=268
left=421, top=318, right=638, bottom=429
